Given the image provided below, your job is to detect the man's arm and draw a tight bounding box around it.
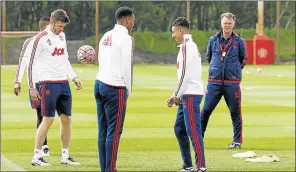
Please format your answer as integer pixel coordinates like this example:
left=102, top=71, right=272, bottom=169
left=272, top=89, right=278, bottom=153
left=14, top=38, right=34, bottom=84
left=174, top=43, right=194, bottom=98
left=238, top=38, right=247, bottom=69
left=206, top=37, right=213, bottom=63
left=121, top=36, right=133, bottom=95
left=63, top=34, right=81, bottom=90
left=27, top=33, right=47, bottom=89
left=65, top=58, right=77, bottom=81
left=65, top=58, right=82, bottom=90
left=64, top=44, right=78, bottom=81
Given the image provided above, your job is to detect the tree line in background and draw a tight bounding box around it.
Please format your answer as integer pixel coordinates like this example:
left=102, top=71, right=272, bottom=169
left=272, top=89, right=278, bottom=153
left=2, top=1, right=295, bottom=39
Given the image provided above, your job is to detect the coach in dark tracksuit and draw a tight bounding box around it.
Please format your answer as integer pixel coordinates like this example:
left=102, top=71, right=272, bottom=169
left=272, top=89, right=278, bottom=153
left=201, top=12, right=247, bottom=149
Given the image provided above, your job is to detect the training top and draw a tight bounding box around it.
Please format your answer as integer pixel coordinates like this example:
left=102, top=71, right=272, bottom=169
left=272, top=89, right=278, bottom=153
left=27, top=26, right=77, bottom=88
left=174, top=34, right=204, bottom=98
left=96, top=24, right=134, bottom=95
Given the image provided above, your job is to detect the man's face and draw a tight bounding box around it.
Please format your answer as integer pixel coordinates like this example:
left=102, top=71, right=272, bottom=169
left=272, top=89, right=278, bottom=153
left=171, top=26, right=183, bottom=43
left=126, top=14, right=135, bottom=33
left=51, top=20, right=67, bottom=35
left=221, top=17, right=234, bottom=34
left=39, top=21, right=49, bottom=31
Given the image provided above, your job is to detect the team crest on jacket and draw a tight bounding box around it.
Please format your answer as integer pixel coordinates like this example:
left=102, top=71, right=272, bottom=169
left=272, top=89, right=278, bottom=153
left=46, top=89, right=51, bottom=95
left=59, top=35, right=64, bottom=41
left=47, top=39, right=52, bottom=46
left=233, top=41, right=238, bottom=48
left=176, top=62, right=179, bottom=69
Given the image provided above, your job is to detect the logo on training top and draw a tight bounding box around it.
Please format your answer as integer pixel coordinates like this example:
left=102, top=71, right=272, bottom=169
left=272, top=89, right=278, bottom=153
left=102, top=35, right=112, bottom=46
left=59, top=35, right=64, bottom=41
left=257, top=48, right=267, bottom=59
left=176, top=62, right=179, bottom=69
left=52, top=47, right=64, bottom=56
left=47, top=39, right=52, bottom=46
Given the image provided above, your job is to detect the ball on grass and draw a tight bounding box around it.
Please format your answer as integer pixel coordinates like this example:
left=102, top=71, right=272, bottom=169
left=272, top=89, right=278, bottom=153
left=257, top=68, right=262, bottom=73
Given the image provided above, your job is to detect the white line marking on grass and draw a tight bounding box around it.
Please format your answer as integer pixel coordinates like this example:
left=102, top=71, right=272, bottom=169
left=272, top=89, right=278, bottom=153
left=252, top=100, right=295, bottom=107
left=1, top=155, right=26, bottom=171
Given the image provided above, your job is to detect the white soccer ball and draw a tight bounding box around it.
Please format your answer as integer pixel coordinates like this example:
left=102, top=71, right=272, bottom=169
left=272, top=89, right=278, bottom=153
left=257, top=68, right=262, bottom=73
left=77, top=45, right=96, bottom=64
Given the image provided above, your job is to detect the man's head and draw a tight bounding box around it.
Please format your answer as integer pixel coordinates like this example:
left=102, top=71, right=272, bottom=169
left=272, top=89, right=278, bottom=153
left=115, top=6, right=135, bottom=34
left=171, top=17, right=190, bottom=43
left=220, top=12, right=236, bottom=34
left=50, top=9, right=70, bottom=35
left=39, top=16, right=50, bottom=31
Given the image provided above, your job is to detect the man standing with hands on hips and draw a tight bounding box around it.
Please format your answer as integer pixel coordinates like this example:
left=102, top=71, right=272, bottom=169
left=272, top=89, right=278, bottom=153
left=201, top=12, right=247, bottom=149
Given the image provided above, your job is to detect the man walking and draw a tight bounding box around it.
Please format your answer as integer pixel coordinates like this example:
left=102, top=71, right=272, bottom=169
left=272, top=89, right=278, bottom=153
left=167, top=17, right=207, bottom=172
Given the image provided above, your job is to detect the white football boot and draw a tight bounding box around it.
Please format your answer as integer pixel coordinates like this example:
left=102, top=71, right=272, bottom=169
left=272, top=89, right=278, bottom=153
left=31, top=157, right=52, bottom=166
left=61, top=156, right=81, bottom=165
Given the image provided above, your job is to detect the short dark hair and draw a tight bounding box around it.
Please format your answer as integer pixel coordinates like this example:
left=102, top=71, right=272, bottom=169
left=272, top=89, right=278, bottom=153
left=171, top=17, right=190, bottom=29
left=39, top=16, right=50, bottom=22
left=115, top=6, right=133, bottom=20
left=51, top=9, right=70, bottom=23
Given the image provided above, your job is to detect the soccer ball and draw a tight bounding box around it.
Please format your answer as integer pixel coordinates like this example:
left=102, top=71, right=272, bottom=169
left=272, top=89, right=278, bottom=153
left=257, top=68, right=262, bottom=73
left=77, top=45, right=96, bottom=64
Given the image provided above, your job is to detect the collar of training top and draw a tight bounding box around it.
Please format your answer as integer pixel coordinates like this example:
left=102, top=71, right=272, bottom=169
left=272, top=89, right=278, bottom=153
left=45, top=26, right=64, bottom=36
left=220, top=31, right=234, bottom=41
left=177, top=34, right=192, bottom=47
left=114, top=24, right=128, bottom=34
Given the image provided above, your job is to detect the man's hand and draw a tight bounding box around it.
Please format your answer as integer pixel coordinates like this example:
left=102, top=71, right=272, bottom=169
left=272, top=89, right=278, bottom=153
left=167, top=96, right=174, bottom=107
left=174, top=97, right=180, bottom=106
left=13, top=82, right=21, bottom=96
left=29, top=88, right=40, bottom=101
left=241, top=59, right=247, bottom=69
left=73, top=77, right=82, bottom=90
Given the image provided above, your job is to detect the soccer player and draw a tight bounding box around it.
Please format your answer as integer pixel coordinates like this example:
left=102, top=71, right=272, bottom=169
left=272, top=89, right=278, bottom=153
left=201, top=12, right=247, bottom=149
left=14, top=16, right=50, bottom=157
left=28, top=9, right=82, bottom=166
left=167, top=17, right=207, bottom=172
left=94, top=6, right=135, bottom=172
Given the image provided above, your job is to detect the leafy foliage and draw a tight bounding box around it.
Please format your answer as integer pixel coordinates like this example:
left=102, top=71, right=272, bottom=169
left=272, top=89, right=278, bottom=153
left=3, top=1, right=295, bottom=38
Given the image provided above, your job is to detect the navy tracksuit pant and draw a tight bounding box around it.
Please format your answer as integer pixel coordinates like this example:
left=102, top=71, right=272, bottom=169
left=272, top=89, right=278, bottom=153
left=201, top=83, right=243, bottom=143
left=94, top=80, right=128, bottom=172
left=174, top=95, right=206, bottom=169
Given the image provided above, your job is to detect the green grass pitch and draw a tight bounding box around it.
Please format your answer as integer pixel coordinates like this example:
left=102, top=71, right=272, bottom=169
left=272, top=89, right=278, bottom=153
left=1, top=64, right=295, bottom=171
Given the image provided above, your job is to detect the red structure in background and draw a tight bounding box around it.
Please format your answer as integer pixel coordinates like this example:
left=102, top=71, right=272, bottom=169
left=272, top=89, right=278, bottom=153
left=245, top=35, right=275, bottom=65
